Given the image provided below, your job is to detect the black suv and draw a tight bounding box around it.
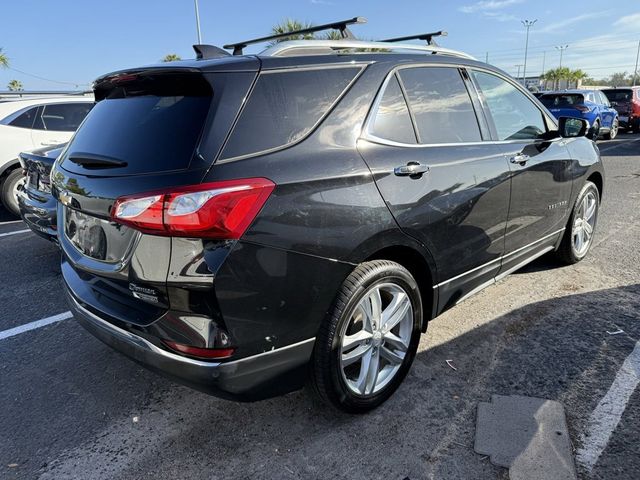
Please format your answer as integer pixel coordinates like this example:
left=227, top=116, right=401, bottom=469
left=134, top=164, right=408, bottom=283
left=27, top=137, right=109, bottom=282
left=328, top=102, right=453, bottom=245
left=51, top=21, right=604, bottom=413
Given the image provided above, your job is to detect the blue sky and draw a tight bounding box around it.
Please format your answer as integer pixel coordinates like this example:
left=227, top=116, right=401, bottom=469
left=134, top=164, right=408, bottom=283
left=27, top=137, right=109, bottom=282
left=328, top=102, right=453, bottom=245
left=1, top=0, right=638, bottom=90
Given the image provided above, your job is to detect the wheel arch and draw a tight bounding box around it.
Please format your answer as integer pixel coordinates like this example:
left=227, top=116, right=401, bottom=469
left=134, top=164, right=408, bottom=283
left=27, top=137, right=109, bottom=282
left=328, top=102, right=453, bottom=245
left=0, top=159, right=20, bottom=182
left=587, top=171, right=604, bottom=200
left=365, top=244, right=436, bottom=331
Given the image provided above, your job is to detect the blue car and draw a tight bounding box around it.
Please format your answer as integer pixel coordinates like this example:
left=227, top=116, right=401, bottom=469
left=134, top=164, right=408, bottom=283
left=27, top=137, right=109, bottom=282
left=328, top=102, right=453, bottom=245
left=539, top=90, right=619, bottom=140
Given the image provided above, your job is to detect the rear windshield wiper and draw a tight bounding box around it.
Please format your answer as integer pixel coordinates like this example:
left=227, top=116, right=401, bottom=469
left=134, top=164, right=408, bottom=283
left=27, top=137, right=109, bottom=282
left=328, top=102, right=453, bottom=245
left=68, top=153, right=128, bottom=169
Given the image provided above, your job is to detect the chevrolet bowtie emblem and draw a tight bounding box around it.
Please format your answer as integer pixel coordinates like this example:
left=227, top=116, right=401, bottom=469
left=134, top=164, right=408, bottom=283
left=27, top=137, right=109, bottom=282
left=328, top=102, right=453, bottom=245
left=59, top=190, right=73, bottom=207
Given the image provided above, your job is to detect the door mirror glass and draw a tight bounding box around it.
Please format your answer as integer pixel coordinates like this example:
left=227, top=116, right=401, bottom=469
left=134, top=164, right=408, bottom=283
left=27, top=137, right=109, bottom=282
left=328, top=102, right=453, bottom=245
left=559, top=116, right=588, bottom=138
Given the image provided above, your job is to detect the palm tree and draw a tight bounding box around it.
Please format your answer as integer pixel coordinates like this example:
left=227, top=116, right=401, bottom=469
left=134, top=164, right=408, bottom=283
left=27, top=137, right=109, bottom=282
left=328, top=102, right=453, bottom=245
left=7, top=79, right=23, bottom=91
left=162, top=53, right=181, bottom=62
left=270, top=19, right=315, bottom=44
left=0, top=48, right=8, bottom=68
left=569, top=69, right=588, bottom=89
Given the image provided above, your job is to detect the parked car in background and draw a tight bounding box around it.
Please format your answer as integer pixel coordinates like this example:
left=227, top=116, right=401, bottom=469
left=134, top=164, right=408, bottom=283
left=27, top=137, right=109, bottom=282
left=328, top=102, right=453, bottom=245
left=539, top=89, right=619, bottom=140
left=603, top=87, right=640, bottom=133
left=52, top=30, right=604, bottom=413
left=17, top=143, right=66, bottom=242
left=0, top=97, right=93, bottom=216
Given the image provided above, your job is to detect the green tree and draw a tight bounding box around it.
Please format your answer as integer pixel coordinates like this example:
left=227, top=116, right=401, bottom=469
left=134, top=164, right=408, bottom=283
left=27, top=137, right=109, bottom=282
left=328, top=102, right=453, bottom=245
left=270, top=19, right=316, bottom=44
left=608, top=71, right=630, bottom=87
left=162, top=53, right=181, bottom=62
left=7, top=79, right=23, bottom=91
left=0, top=48, right=8, bottom=68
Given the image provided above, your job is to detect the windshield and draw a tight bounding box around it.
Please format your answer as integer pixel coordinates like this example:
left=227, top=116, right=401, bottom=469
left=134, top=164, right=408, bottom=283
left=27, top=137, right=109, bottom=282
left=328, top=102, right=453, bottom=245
left=540, top=94, right=584, bottom=108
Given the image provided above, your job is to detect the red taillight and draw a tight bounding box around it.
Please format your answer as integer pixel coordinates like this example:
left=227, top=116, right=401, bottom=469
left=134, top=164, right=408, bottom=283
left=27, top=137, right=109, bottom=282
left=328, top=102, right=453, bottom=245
left=162, top=340, right=235, bottom=359
left=575, top=105, right=590, bottom=113
left=111, top=178, right=275, bottom=239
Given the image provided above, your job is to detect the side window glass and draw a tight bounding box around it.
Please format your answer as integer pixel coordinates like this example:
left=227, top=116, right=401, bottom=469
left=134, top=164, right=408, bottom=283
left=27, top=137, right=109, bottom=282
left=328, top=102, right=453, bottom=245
left=8, top=107, right=38, bottom=129
left=221, top=67, right=360, bottom=160
left=40, top=103, right=94, bottom=132
left=399, top=67, right=482, bottom=144
left=472, top=71, right=546, bottom=141
left=370, top=74, right=417, bottom=144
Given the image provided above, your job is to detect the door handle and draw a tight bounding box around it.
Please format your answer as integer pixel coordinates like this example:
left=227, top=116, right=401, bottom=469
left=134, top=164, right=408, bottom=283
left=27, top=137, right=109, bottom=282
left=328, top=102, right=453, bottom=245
left=394, top=162, right=430, bottom=177
left=509, top=153, right=530, bottom=165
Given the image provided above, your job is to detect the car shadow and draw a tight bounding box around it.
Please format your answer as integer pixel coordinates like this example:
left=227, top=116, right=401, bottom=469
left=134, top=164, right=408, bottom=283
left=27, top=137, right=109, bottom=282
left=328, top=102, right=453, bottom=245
left=25, top=284, right=640, bottom=480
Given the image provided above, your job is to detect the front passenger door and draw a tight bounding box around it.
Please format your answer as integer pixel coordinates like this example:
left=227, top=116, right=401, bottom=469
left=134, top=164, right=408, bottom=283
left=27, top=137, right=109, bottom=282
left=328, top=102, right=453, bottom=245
left=470, top=70, right=573, bottom=274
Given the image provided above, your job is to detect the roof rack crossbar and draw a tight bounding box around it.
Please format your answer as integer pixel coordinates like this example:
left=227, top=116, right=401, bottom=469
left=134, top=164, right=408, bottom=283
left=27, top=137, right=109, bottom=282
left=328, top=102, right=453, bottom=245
left=380, top=31, right=448, bottom=47
left=223, top=16, right=367, bottom=55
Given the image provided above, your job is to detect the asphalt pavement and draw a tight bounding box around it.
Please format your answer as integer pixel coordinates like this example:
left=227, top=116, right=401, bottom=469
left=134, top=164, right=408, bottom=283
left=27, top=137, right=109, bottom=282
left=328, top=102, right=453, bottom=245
left=1, top=134, right=639, bottom=480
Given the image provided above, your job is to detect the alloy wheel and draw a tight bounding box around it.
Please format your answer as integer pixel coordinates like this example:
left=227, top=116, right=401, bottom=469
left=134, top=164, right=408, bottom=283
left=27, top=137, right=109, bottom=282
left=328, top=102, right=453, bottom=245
left=572, top=191, right=597, bottom=257
left=339, top=282, right=413, bottom=396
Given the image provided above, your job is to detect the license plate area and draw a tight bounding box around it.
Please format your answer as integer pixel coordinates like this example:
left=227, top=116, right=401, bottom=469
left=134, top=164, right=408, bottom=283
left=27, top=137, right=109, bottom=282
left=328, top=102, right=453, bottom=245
left=64, top=207, right=138, bottom=263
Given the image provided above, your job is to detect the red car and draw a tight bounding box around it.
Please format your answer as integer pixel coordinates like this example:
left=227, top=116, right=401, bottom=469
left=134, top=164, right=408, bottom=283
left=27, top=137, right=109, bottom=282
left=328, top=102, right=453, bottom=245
left=603, top=87, right=640, bottom=133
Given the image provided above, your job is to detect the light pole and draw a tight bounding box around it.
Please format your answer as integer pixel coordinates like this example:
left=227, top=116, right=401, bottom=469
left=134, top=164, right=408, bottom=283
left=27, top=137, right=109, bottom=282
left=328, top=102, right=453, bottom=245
left=515, top=64, right=524, bottom=81
left=194, top=0, right=202, bottom=44
left=521, top=19, right=537, bottom=87
left=555, top=44, right=568, bottom=68
left=633, top=39, right=640, bottom=87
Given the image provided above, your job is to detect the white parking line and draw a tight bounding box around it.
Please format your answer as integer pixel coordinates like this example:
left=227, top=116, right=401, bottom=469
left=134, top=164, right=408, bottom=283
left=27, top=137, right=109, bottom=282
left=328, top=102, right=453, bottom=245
left=576, top=340, right=640, bottom=470
left=0, top=311, right=73, bottom=341
left=0, top=219, right=24, bottom=225
left=0, top=228, right=31, bottom=238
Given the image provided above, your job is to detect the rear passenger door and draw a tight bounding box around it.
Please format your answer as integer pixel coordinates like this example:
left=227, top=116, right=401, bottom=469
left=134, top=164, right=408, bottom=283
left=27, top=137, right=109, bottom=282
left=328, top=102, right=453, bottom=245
left=358, top=65, right=512, bottom=310
left=469, top=69, right=573, bottom=275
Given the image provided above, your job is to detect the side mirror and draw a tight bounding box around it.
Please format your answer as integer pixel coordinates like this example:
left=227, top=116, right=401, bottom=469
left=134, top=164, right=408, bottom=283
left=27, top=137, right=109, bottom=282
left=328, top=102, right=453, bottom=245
left=558, top=116, right=589, bottom=138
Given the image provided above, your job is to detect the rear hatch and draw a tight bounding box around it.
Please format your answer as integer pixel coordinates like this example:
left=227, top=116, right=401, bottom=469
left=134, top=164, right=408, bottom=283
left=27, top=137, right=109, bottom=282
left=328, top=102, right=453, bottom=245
left=539, top=93, right=588, bottom=117
left=52, top=63, right=259, bottom=325
left=603, top=89, right=633, bottom=117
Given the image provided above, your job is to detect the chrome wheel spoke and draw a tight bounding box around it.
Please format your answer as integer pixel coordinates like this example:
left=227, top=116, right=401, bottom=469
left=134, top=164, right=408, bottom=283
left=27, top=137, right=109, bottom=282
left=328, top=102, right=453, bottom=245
left=342, top=343, right=372, bottom=367
left=583, top=221, right=593, bottom=237
left=381, top=291, right=410, bottom=332
left=383, top=331, right=408, bottom=352
left=380, top=345, right=404, bottom=365
left=341, top=329, right=373, bottom=352
left=363, top=348, right=380, bottom=394
left=354, top=349, right=373, bottom=394
left=584, top=198, right=596, bottom=222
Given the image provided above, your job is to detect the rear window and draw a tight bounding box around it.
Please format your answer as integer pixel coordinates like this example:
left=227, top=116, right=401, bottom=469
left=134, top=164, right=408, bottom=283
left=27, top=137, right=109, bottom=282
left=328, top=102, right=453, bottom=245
left=603, top=89, right=632, bottom=102
left=220, top=67, right=361, bottom=160
left=540, top=94, right=584, bottom=108
left=61, top=73, right=212, bottom=175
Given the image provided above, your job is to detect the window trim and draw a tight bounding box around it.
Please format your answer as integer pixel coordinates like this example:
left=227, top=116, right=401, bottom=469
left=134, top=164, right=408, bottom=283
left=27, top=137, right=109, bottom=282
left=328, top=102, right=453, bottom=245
left=362, top=63, right=545, bottom=148
left=216, top=63, right=368, bottom=164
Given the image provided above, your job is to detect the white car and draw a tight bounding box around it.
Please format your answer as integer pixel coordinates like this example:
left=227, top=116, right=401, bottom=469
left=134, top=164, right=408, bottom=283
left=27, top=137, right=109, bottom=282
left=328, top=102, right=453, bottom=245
left=0, top=96, right=94, bottom=215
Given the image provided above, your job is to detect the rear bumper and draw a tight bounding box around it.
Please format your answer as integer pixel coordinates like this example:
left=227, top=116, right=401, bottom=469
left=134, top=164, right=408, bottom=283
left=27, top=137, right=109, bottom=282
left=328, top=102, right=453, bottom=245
left=17, top=187, right=57, bottom=242
left=65, top=287, right=315, bottom=401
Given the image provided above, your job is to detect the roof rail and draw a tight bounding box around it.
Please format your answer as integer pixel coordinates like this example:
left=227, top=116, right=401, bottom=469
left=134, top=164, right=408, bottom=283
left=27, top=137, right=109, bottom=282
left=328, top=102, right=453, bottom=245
left=193, top=44, right=231, bottom=60
left=380, top=31, right=448, bottom=47
left=223, top=16, right=367, bottom=55
left=260, top=39, right=475, bottom=60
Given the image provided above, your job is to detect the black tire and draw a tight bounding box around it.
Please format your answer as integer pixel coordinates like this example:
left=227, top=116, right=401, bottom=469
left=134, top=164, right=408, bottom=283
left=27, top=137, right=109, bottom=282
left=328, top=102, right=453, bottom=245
left=555, top=181, right=600, bottom=265
left=633, top=120, right=640, bottom=134
left=604, top=118, right=619, bottom=140
left=591, top=119, right=601, bottom=140
left=1, top=168, right=24, bottom=217
left=310, top=260, right=423, bottom=413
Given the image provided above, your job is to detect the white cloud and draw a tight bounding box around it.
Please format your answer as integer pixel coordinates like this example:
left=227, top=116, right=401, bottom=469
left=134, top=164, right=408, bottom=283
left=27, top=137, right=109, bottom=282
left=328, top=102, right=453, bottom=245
left=534, top=12, right=605, bottom=33
left=484, top=11, right=518, bottom=22
left=459, top=0, right=523, bottom=14
left=614, top=12, right=640, bottom=30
